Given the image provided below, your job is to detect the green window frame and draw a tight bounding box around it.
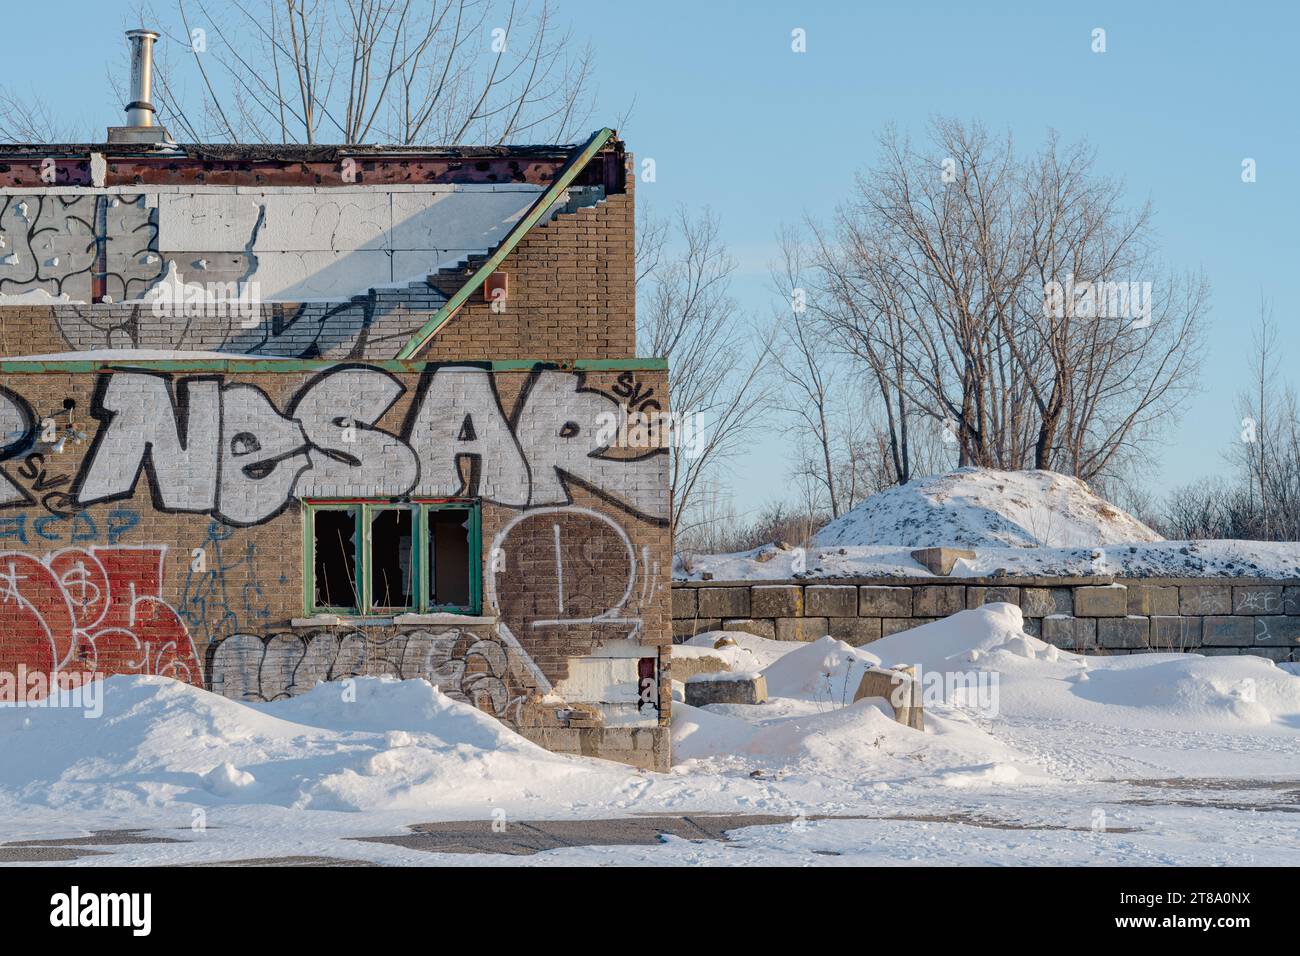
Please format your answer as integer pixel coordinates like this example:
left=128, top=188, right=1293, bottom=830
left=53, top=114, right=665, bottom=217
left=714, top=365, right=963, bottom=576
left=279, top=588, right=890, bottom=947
left=302, top=499, right=482, bottom=617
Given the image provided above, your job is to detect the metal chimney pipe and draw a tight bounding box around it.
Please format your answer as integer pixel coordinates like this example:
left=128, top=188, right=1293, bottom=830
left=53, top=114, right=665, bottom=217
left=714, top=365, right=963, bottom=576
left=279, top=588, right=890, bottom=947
left=124, top=29, right=160, bottom=127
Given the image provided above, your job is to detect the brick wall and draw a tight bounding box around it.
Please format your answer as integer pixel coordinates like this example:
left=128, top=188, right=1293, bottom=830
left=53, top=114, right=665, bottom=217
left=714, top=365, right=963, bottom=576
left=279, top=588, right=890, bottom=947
left=0, top=362, right=673, bottom=770
left=418, top=190, right=636, bottom=360
left=672, top=578, right=1300, bottom=662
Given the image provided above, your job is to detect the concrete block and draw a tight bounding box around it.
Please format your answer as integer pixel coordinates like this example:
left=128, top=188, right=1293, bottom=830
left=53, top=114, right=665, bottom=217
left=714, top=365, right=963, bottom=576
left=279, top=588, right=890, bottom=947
left=685, top=673, right=767, bottom=706
left=1020, top=587, right=1073, bottom=617
left=671, top=654, right=729, bottom=682
left=913, top=585, right=965, bottom=617
left=828, top=617, right=882, bottom=647
left=881, top=617, right=938, bottom=637
left=853, top=665, right=923, bottom=730
left=1180, top=585, right=1231, bottom=616
left=1042, top=616, right=1097, bottom=650
left=1021, top=617, right=1042, bottom=637
left=1150, top=616, right=1201, bottom=649
left=671, top=588, right=697, bottom=620
left=910, top=547, right=975, bottom=575
left=672, top=618, right=721, bottom=642
left=1242, top=647, right=1295, bottom=662
left=1252, top=616, right=1300, bottom=646
left=859, top=586, right=911, bottom=617
left=775, top=617, right=828, bottom=642
left=697, top=586, right=751, bottom=618
left=1282, top=586, right=1300, bottom=615
left=1233, top=586, right=1283, bottom=615
left=1097, top=616, right=1150, bottom=649
left=1126, top=584, right=1179, bottom=616
left=805, top=585, right=858, bottom=617
left=967, top=586, right=1020, bottom=609
left=1074, top=585, right=1127, bottom=617
left=1201, top=616, right=1254, bottom=646
left=722, top=618, right=775, bottom=640
left=752, top=585, right=803, bottom=618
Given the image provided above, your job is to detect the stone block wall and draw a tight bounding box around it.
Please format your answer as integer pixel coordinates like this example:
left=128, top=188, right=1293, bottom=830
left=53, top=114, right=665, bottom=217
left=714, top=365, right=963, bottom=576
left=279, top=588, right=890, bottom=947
left=671, top=577, right=1300, bottom=662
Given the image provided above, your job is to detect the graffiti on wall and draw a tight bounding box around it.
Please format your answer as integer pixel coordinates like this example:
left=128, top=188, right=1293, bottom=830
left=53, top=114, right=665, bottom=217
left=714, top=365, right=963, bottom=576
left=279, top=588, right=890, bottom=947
left=208, top=628, right=524, bottom=719
left=0, top=364, right=665, bottom=715
left=0, top=194, right=163, bottom=302
left=69, top=365, right=668, bottom=525
left=0, top=545, right=200, bottom=692
left=489, top=505, right=659, bottom=692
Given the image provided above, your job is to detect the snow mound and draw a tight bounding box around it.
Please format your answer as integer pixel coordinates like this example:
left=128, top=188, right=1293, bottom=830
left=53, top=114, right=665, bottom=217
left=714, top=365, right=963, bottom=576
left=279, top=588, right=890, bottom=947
left=0, top=675, right=640, bottom=815
left=866, top=605, right=1300, bottom=730
left=760, top=635, right=880, bottom=700
left=813, top=467, right=1161, bottom=549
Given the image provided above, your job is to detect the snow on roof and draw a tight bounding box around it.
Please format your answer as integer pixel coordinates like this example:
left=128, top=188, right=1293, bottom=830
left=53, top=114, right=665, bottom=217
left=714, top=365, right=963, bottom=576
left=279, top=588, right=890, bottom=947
left=813, top=467, right=1161, bottom=550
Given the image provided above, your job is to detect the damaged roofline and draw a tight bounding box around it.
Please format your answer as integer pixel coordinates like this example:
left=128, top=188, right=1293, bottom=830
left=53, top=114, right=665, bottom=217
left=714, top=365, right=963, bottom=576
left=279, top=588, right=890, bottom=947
left=395, top=127, right=618, bottom=361
left=0, top=137, right=627, bottom=189
left=0, top=357, right=666, bottom=374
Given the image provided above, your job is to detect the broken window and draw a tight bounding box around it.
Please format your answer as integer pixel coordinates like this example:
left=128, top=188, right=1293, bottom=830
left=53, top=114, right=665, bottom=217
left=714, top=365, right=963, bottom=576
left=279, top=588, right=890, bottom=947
left=313, top=508, right=359, bottom=611
left=305, top=500, right=480, bottom=616
left=370, top=507, right=415, bottom=610
left=428, top=507, right=472, bottom=609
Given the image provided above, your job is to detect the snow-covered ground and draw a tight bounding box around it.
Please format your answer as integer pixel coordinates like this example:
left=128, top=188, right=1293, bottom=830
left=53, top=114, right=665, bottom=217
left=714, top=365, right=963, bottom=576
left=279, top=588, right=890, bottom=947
left=3, top=605, right=1299, bottom=866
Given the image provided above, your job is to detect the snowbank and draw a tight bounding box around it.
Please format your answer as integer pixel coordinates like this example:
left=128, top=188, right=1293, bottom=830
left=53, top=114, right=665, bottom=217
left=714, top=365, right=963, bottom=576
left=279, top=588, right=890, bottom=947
left=0, top=676, right=639, bottom=816
left=813, top=467, right=1160, bottom=549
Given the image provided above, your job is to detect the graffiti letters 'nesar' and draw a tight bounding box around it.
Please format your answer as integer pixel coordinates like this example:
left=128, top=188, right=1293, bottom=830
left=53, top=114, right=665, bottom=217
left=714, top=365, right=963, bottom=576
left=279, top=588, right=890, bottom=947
left=70, top=365, right=668, bottom=526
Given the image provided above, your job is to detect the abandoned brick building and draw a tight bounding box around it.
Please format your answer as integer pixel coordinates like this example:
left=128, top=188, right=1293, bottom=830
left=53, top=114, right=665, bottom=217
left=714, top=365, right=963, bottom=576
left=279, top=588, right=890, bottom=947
left=0, top=33, right=671, bottom=769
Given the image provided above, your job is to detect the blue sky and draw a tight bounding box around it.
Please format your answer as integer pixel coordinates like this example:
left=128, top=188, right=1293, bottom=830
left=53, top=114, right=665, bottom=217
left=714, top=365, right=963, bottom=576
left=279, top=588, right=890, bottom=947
left=7, top=0, right=1298, bottom=517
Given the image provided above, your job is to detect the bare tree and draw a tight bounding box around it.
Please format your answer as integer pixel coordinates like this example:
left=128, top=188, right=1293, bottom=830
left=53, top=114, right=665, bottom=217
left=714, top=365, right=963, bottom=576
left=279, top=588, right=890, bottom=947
left=0, top=88, right=79, bottom=142
left=801, top=118, right=1205, bottom=487
left=769, top=227, right=845, bottom=518
left=638, top=207, right=773, bottom=540
left=108, top=0, right=594, bottom=144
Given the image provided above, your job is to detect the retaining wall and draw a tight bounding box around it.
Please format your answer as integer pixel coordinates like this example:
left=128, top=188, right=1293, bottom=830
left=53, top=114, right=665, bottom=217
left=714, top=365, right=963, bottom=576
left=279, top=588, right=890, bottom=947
left=671, top=577, right=1300, bottom=661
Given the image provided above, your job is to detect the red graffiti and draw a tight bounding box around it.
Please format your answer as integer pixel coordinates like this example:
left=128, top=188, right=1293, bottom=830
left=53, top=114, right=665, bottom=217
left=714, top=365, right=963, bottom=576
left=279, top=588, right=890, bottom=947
left=0, top=546, right=199, bottom=694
